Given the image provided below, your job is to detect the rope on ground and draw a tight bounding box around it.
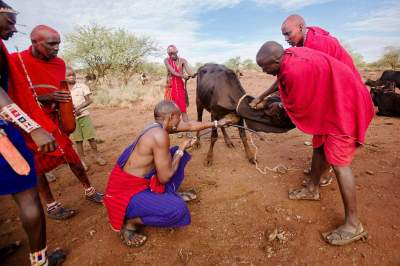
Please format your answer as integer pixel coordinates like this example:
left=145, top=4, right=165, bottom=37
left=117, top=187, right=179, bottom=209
left=244, top=121, right=288, bottom=175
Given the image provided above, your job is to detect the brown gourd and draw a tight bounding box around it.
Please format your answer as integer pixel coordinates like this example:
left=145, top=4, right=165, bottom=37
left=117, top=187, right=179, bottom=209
left=58, top=80, right=76, bottom=134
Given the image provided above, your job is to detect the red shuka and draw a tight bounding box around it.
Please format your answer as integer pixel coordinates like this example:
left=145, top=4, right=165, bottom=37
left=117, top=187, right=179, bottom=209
left=104, top=165, right=164, bottom=231
left=304, top=26, right=362, bottom=81
left=166, top=58, right=186, bottom=112
left=9, top=47, right=80, bottom=174
left=278, top=47, right=374, bottom=144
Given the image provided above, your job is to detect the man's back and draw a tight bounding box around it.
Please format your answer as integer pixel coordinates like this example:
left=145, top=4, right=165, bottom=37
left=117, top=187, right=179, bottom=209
left=123, top=125, right=168, bottom=178
left=304, top=26, right=361, bottom=80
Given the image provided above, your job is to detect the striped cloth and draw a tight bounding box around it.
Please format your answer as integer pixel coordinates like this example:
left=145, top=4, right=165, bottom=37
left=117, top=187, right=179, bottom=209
left=126, top=146, right=191, bottom=228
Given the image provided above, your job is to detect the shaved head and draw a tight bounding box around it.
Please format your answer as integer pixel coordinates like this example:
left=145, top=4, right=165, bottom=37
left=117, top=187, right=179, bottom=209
left=30, top=25, right=61, bottom=61
left=30, top=25, right=59, bottom=41
left=256, top=41, right=284, bottom=76
left=256, top=41, right=284, bottom=65
left=282, top=14, right=305, bottom=28
left=167, top=45, right=178, bottom=54
left=281, top=14, right=307, bottom=47
left=154, top=100, right=180, bottom=121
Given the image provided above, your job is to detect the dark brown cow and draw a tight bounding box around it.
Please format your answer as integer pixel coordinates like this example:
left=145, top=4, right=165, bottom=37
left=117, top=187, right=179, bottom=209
left=195, top=63, right=294, bottom=166
left=369, top=82, right=400, bottom=116
left=365, top=70, right=400, bottom=89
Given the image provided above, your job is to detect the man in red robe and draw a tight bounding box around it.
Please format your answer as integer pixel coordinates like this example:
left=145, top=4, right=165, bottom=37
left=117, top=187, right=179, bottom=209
left=10, top=25, right=103, bottom=220
left=256, top=41, right=374, bottom=246
left=251, top=14, right=364, bottom=186
left=163, top=45, right=195, bottom=134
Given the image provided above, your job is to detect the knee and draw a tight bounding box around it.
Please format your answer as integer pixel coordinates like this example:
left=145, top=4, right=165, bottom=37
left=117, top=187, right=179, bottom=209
left=169, top=200, right=191, bottom=225
left=20, top=197, right=44, bottom=229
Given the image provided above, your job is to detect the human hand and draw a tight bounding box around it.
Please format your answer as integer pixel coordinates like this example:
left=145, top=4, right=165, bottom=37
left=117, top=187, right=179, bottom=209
left=30, top=128, right=57, bottom=153
left=52, top=91, right=71, bottom=103
left=249, top=96, right=262, bottom=109
left=179, top=138, right=197, bottom=150
left=74, top=108, right=81, bottom=117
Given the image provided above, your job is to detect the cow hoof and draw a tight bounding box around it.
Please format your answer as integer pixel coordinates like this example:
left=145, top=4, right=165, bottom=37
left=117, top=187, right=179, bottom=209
left=248, top=157, right=257, bottom=165
left=204, top=158, right=213, bottom=167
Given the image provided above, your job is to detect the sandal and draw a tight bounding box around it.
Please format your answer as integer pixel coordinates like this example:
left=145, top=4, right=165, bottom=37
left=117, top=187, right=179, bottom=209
left=48, top=248, right=67, bottom=266
left=178, top=189, right=197, bottom=202
left=120, top=226, right=147, bottom=248
left=85, top=188, right=104, bottom=204
left=288, top=187, right=320, bottom=201
left=47, top=205, right=78, bottom=220
left=322, top=224, right=368, bottom=246
left=302, top=168, right=334, bottom=187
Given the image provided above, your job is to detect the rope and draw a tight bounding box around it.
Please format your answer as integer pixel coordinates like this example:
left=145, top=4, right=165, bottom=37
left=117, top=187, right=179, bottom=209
left=244, top=120, right=288, bottom=175
left=235, top=93, right=248, bottom=114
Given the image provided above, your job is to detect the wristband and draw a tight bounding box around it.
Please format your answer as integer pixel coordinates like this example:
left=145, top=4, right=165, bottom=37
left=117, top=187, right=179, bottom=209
left=213, top=120, right=218, bottom=128
left=0, top=103, right=40, bottom=133
left=175, top=149, right=184, bottom=157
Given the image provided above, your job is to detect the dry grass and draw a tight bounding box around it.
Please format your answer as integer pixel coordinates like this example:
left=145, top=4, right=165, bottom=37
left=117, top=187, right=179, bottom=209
left=90, top=74, right=165, bottom=108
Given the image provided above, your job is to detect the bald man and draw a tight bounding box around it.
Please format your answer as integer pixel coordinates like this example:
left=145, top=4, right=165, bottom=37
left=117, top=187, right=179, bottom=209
left=251, top=14, right=362, bottom=107
left=164, top=45, right=195, bottom=134
left=251, top=14, right=363, bottom=185
left=10, top=25, right=103, bottom=220
left=104, top=100, right=230, bottom=247
left=256, top=41, right=374, bottom=246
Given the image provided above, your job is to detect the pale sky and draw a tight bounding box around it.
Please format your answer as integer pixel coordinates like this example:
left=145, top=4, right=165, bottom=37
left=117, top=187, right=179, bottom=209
left=6, top=0, right=400, bottom=64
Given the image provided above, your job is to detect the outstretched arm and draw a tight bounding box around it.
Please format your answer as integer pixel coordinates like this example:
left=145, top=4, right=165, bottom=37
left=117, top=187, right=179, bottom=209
left=176, top=118, right=231, bottom=132
left=249, top=80, right=279, bottom=109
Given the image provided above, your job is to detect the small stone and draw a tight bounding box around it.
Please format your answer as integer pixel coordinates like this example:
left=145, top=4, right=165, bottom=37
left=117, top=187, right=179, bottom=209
left=304, top=141, right=312, bottom=146
left=89, top=230, right=96, bottom=236
left=366, top=170, right=374, bottom=175
left=4, top=218, right=11, bottom=224
left=392, top=225, right=399, bottom=230
left=285, top=217, right=291, bottom=221
left=72, top=238, right=79, bottom=242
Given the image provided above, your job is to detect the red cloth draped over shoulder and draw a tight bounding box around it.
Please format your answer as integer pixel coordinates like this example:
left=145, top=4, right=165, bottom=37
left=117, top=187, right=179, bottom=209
left=304, top=26, right=363, bottom=82
left=104, top=165, right=164, bottom=231
left=278, top=47, right=374, bottom=144
left=166, top=58, right=186, bottom=112
left=1, top=41, right=58, bottom=138
left=10, top=47, right=66, bottom=116
left=9, top=47, right=74, bottom=167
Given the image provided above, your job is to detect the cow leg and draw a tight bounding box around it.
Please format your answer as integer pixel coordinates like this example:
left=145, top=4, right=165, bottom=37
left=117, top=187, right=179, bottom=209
left=221, top=127, right=234, bottom=148
left=238, top=119, right=256, bottom=164
left=193, top=101, right=204, bottom=150
left=204, top=115, right=218, bottom=167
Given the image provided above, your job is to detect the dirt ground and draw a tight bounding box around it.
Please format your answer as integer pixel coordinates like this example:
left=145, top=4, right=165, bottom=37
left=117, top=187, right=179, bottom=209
left=1, top=71, right=399, bottom=266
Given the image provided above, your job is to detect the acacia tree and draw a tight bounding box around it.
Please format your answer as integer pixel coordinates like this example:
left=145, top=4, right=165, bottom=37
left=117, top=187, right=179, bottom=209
left=63, top=24, right=158, bottom=86
left=379, top=46, right=400, bottom=70
left=224, top=56, right=242, bottom=72
left=242, top=59, right=258, bottom=70
left=111, top=29, right=158, bottom=85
